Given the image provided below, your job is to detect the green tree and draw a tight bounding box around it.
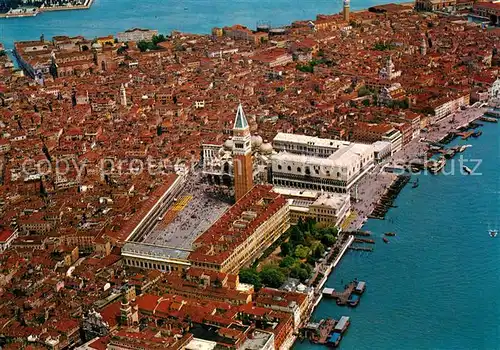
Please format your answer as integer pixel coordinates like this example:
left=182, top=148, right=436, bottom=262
left=306, top=218, right=316, bottom=232
left=294, top=245, right=310, bottom=259
left=290, top=266, right=310, bottom=282
left=239, top=268, right=261, bottom=289
left=321, top=233, right=336, bottom=246
left=373, top=42, right=395, bottom=51
left=290, top=226, right=304, bottom=245
left=280, top=241, right=292, bottom=256
left=313, top=242, right=325, bottom=258
left=117, top=46, right=127, bottom=55
left=297, top=217, right=306, bottom=231
left=151, top=34, right=167, bottom=46
left=279, top=256, right=297, bottom=269
left=301, top=263, right=312, bottom=274
left=297, top=64, right=312, bottom=73
left=259, top=267, right=285, bottom=288
left=358, top=86, right=371, bottom=97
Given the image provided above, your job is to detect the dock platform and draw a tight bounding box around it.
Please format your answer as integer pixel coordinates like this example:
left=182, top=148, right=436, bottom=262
left=348, top=245, right=373, bottom=252
left=322, top=280, right=367, bottom=306
left=324, top=282, right=356, bottom=306
left=354, top=238, right=375, bottom=244
left=301, top=316, right=350, bottom=347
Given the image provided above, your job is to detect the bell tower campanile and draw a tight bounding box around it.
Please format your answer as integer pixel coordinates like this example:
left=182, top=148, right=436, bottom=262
left=232, top=104, right=253, bottom=201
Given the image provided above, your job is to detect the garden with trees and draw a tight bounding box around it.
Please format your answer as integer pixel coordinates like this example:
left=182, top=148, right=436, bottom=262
left=239, top=218, right=339, bottom=290
left=137, top=34, right=168, bottom=52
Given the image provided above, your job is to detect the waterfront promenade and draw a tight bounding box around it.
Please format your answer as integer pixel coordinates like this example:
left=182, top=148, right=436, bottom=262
left=347, top=106, right=487, bottom=231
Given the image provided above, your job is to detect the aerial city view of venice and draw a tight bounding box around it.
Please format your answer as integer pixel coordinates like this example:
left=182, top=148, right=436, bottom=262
left=0, top=0, right=498, bottom=348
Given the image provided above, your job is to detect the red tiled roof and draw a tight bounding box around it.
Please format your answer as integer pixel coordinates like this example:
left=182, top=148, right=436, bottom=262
left=188, top=185, right=286, bottom=265
left=106, top=173, right=178, bottom=242
left=0, top=229, right=15, bottom=242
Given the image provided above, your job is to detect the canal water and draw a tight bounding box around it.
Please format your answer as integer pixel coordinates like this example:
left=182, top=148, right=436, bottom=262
left=0, top=0, right=402, bottom=48
left=294, top=121, right=500, bottom=349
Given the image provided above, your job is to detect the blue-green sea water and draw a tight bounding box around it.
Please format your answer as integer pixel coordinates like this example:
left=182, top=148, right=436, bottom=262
left=0, top=0, right=403, bottom=48
left=294, top=121, right=500, bottom=349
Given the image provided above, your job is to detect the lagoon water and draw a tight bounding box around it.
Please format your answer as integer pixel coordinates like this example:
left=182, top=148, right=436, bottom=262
left=0, top=0, right=398, bottom=48
left=1, top=1, right=499, bottom=348
left=294, top=121, right=500, bottom=349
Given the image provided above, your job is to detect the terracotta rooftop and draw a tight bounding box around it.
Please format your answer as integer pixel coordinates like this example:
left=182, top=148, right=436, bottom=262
left=189, top=185, right=286, bottom=265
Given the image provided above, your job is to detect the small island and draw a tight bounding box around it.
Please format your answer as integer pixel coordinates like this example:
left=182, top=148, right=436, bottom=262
left=0, top=0, right=94, bottom=18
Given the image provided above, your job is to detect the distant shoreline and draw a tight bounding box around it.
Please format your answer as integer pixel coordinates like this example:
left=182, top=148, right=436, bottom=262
left=0, top=0, right=93, bottom=18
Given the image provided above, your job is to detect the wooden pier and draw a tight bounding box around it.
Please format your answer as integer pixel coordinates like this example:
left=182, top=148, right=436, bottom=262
left=354, top=238, right=375, bottom=244
left=348, top=230, right=371, bottom=236
left=301, top=316, right=350, bottom=347
left=348, top=245, right=373, bottom=252
left=328, top=282, right=356, bottom=305
left=456, top=131, right=474, bottom=140
left=315, top=319, right=336, bottom=344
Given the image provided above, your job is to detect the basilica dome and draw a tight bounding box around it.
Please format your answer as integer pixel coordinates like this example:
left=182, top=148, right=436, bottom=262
left=251, top=135, right=263, bottom=149
left=223, top=138, right=234, bottom=151
left=260, top=142, right=273, bottom=154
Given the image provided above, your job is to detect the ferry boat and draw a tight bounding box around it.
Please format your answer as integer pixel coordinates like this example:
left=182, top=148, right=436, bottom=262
left=462, top=166, right=472, bottom=175
left=489, top=229, right=498, bottom=238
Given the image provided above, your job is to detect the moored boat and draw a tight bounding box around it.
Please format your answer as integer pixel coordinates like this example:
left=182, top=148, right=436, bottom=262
left=479, top=116, right=498, bottom=123
left=385, top=232, right=396, bottom=237
left=326, top=332, right=342, bottom=348
left=427, top=157, right=446, bottom=174
left=485, top=108, right=500, bottom=118
left=347, top=294, right=360, bottom=307
left=458, top=144, right=472, bottom=152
